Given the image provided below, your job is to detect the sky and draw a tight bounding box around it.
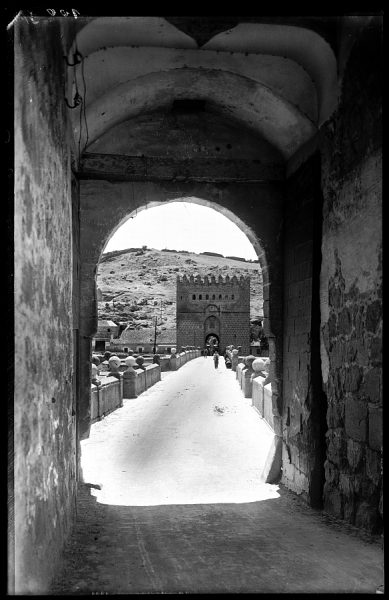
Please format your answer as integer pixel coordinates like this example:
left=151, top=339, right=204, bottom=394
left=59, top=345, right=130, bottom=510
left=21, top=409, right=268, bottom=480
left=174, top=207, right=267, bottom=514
left=103, top=201, right=258, bottom=260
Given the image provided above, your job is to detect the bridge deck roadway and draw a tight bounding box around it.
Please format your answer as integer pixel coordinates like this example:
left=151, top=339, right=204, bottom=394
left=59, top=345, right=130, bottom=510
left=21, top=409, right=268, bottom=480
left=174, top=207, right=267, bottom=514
left=52, top=357, right=383, bottom=594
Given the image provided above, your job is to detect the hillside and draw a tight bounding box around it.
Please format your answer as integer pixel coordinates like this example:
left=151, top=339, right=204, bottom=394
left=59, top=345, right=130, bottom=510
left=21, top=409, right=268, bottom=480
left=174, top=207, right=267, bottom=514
left=97, top=247, right=263, bottom=337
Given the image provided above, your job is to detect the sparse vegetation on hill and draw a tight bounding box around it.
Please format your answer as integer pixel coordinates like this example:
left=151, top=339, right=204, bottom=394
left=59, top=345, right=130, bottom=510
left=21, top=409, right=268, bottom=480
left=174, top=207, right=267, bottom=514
left=97, top=248, right=263, bottom=337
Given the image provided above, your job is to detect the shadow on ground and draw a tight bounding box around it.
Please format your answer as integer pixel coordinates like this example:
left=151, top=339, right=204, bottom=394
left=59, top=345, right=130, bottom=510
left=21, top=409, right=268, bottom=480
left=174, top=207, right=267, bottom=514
left=50, top=483, right=383, bottom=595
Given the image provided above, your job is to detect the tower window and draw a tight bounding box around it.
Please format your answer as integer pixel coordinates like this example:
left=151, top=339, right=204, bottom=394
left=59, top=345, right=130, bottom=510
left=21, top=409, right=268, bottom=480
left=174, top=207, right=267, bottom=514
left=199, top=294, right=202, bottom=300
left=212, top=294, right=215, bottom=300
left=219, top=294, right=222, bottom=299
left=232, top=294, right=235, bottom=299
left=206, top=294, right=209, bottom=299
left=192, top=294, right=196, bottom=300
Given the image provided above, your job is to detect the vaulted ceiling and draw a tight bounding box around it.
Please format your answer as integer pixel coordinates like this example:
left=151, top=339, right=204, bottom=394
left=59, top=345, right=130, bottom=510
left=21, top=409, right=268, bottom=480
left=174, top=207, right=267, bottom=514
left=68, top=16, right=339, bottom=162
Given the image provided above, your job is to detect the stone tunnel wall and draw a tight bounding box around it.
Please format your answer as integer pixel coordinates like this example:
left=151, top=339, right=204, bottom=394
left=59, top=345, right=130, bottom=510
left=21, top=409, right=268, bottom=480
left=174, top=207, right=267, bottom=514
left=13, top=18, right=78, bottom=593
left=319, top=18, right=382, bottom=532
left=282, top=152, right=326, bottom=507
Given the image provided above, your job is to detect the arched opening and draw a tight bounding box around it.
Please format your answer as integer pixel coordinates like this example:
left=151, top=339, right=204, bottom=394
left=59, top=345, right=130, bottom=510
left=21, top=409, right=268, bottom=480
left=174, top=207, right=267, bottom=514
left=93, top=197, right=281, bottom=368
left=80, top=196, right=283, bottom=506
left=205, top=333, right=219, bottom=353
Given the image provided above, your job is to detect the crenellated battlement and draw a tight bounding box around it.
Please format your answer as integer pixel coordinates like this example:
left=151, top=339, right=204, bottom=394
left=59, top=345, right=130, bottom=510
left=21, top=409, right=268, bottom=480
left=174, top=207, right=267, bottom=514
left=177, top=274, right=250, bottom=287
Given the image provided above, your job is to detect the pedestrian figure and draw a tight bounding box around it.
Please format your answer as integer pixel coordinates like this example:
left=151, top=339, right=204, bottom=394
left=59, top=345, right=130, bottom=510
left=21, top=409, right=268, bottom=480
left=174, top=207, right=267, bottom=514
left=213, top=351, right=219, bottom=369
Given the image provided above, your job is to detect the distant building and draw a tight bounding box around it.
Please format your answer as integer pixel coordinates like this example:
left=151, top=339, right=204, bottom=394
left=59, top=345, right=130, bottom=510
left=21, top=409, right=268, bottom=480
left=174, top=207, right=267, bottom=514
left=176, top=275, right=250, bottom=354
left=92, top=320, right=120, bottom=352
left=112, top=327, right=177, bottom=354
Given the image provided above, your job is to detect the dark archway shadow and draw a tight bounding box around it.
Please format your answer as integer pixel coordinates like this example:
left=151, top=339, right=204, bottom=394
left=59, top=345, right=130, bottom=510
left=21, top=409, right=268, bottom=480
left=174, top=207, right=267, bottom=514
left=50, top=482, right=383, bottom=595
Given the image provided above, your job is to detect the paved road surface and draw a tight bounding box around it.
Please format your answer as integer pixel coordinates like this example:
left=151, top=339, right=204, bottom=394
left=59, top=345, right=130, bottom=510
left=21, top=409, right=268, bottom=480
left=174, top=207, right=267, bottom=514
left=52, top=357, right=383, bottom=594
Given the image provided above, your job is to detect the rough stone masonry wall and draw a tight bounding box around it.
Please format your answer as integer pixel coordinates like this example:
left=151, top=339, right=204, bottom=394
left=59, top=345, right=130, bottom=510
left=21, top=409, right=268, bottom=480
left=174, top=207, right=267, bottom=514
left=282, top=152, right=326, bottom=507
left=319, top=18, right=382, bottom=532
left=14, top=18, right=77, bottom=593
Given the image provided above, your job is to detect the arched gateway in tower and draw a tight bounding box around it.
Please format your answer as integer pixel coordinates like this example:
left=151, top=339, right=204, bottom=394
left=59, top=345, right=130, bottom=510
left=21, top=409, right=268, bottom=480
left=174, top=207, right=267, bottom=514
left=176, top=275, right=250, bottom=354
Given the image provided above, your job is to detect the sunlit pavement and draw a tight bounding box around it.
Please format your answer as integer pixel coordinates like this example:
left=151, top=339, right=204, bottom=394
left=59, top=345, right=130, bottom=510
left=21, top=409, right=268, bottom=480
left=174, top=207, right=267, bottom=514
left=82, top=357, right=279, bottom=506
left=51, top=358, right=383, bottom=594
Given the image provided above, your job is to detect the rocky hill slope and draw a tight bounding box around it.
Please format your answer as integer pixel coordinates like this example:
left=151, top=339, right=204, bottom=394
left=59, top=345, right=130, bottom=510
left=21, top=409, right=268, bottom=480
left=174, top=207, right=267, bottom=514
left=97, top=247, right=263, bottom=337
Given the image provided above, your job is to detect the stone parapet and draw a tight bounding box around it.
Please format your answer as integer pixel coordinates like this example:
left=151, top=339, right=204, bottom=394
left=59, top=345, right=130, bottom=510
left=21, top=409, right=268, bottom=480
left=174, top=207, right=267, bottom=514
left=91, top=376, right=123, bottom=422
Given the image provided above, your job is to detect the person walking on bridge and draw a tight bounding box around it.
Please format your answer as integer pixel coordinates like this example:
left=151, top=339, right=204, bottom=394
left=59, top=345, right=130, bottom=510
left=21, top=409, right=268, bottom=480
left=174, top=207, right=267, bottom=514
left=213, top=351, right=219, bottom=369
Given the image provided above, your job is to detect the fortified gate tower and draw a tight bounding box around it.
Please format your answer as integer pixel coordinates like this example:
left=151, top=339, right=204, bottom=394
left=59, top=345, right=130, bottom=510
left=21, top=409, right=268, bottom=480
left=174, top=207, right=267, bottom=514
left=176, top=275, right=250, bottom=354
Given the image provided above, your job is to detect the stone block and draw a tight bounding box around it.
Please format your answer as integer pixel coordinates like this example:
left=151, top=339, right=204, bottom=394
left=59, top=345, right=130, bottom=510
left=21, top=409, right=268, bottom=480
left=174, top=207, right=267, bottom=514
left=345, top=397, right=367, bottom=441
left=287, top=296, right=299, bottom=318
left=326, top=428, right=348, bottom=468
left=330, top=339, right=345, bottom=369
left=353, top=305, right=365, bottom=339
left=345, top=338, right=358, bottom=363
left=294, top=316, right=311, bottom=334
left=324, top=459, right=339, bottom=486
left=368, top=404, right=382, bottom=450
left=327, top=312, right=337, bottom=338
left=365, top=299, right=382, bottom=332
left=288, top=410, right=302, bottom=437
left=339, top=473, right=354, bottom=497
left=252, top=377, right=264, bottom=416
left=355, top=337, right=369, bottom=364
left=369, top=335, right=382, bottom=363
left=272, top=415, right=282, bottom=437
left=262, top=435, right=282, bottom=484
left=328, top=283, right=344, bottom=309
left=293, top=468, right=309, bottom=493
left=288, top=281, right=299, bottom=299
left=323, top=486, right=343, bottom=519
left=365, top=447, right=381, bottom=485
left=288, top=333, right=310, bottom=353
left=344, top=365, right=363, bottom=393
left=284, top=318, right=295, bottom=336
left=347, top=438, right=364, bottom=471
left=361, top=367, right=382, bottom=404
left=343, top=495, right=356, bottom=524
left=327, top=399, right=344, bottom=428
left=298, top=447, right=312, bottom=474
left=355, top=501, right=380, bottom=532
left=281, top=458, right=295, bottom=484
left=338, top=307, right=352, bottom=335
left=326, top=373, right=341, bottom=403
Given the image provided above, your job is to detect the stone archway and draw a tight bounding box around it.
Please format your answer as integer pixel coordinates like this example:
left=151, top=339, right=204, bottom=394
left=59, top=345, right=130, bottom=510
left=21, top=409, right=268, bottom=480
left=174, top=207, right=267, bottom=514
left=78, top=184, right=284, bottom=446
left=205, top=333, right=220, bottom=353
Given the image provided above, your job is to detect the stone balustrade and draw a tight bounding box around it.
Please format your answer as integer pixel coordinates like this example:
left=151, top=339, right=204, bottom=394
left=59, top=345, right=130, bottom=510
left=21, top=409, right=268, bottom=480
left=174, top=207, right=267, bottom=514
left=91, top=375, right=123, bottom=423
left=122, top=349, right=201, bottom=398
left=232, top=354, right=282, bottom=483
left=168, top=349, right=201, bottom=371
left=252, top=375, right=272, bottom=423
left=236, top=362, right=246, bottom=387
left=90, top=349, right=207, bottom=424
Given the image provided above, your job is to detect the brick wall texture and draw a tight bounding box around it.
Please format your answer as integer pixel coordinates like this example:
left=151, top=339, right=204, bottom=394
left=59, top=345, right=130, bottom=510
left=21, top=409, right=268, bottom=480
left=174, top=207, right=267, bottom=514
left=176, top=276, right=251, bottom=354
